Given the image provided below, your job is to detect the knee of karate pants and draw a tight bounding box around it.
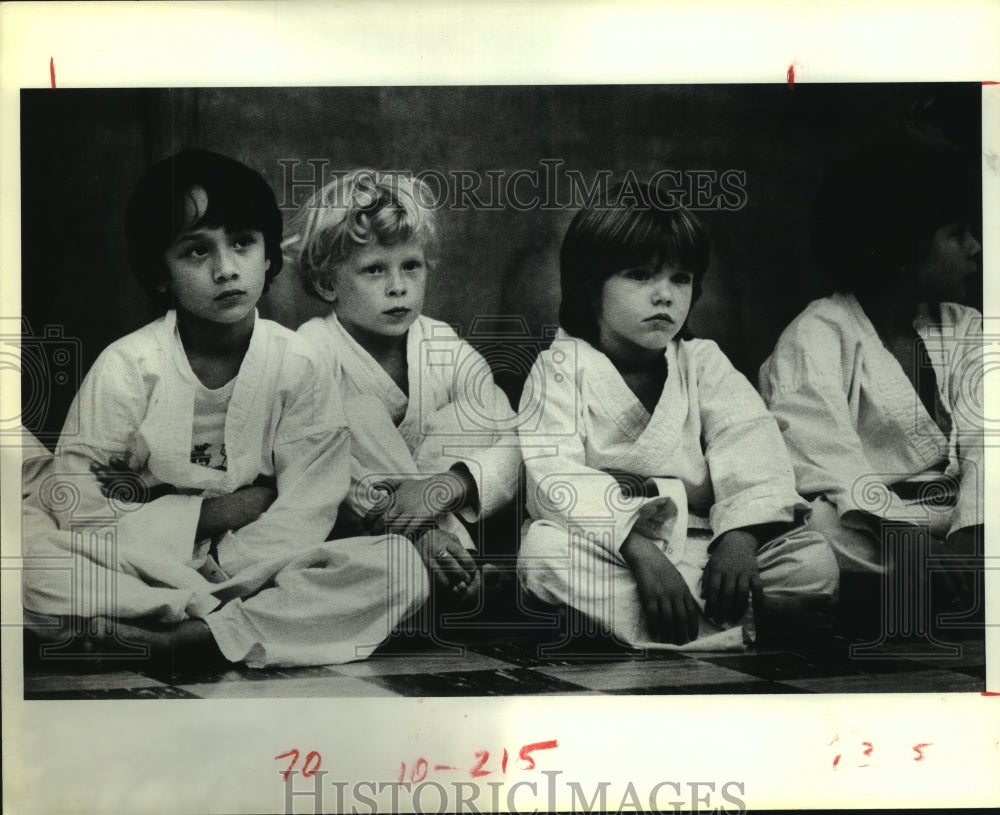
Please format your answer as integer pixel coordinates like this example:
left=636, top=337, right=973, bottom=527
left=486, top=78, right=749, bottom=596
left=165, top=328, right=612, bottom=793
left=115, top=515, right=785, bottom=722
left=276, top=536, right=432, bottom=620
left=384, top=535, right=433, bottom=618
left=517, top=520, right=626, bottom=608
left=806, top=496, right=884, bottom=576
left=22, top=564, right=75, bottom=617
left=517, top=521, right=569, bottom=606
left=757, top=526, right=840, bottom=597
left=516, top=520, right=636, bottom=641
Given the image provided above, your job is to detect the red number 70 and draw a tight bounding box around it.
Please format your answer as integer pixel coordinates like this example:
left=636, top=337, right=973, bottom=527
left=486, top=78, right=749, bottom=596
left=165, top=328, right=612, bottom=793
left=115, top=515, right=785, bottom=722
left=275, top=749, right=322, bottom=782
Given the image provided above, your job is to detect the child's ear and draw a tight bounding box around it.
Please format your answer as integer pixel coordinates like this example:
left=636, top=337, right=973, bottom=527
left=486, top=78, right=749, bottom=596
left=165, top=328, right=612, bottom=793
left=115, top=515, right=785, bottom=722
left=312, top=277, right=338, bottom=303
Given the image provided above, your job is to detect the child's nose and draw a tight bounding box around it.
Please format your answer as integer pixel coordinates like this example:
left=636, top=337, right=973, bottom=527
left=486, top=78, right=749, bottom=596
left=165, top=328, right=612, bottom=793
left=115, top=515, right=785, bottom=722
left=966, top=230, right=982, bottom=258
left=213, top=248, right=240, bottom=281
left=385, top=268, right=407, bottom=295
left=652, top=282, right=673, bottom=304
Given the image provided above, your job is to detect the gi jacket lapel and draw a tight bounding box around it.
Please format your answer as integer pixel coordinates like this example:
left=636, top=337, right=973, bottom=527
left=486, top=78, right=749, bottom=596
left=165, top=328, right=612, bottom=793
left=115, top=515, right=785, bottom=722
left=395, top=317, right=434, bottom=452
left=223, top=314, right=272, bottom=488
left=837, top=293, right=946, bottom=465
left=574, top=334, right=687, bottom=459
left=141, top=310, right=267, bottom=495
left=325, top=312, right=410, bottom=427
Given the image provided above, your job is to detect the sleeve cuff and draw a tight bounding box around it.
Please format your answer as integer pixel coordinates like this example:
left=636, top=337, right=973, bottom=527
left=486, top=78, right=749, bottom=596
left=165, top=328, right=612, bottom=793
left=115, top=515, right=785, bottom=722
left=710, top=486, right=808, bottom=541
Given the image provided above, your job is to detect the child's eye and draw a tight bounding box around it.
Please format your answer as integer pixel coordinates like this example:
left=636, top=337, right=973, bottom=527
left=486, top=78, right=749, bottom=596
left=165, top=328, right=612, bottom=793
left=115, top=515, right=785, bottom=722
left=671, top=272, right=693, bottom=285
left=361, top=265, right=383, bottom=275
left=231, top=232, right=259, bottom=250
left=621, top=268, right=652, bottom=281
left=402, top=259, right=424, bottom=272
left=180, top=244, right=209, bottom=260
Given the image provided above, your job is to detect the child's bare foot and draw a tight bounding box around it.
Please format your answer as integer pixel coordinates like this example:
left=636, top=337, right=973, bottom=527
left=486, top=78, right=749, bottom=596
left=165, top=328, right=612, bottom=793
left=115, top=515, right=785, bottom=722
left=752, top=586, right=836, bottom=649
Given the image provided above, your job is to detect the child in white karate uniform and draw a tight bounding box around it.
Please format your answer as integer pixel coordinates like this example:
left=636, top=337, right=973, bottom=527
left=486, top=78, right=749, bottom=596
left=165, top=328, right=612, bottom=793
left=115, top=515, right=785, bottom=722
left=22, top=150, right=428, bottom=668
left=518, top=182, right=838, bottom=649
left=286, top=170, right=520, bottom=605
left=759, top=142, right=983, bottom=620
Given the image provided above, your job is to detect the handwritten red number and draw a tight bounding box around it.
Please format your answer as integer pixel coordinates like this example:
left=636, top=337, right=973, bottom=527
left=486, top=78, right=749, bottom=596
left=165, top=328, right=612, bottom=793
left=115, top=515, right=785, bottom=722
left=828, top=739, right=930, bottom=769
left=518, top=739, right=558, bottom=770
left=275, top=749, right=321, bottom=781
left=302, top=751, right=321, bottom=778
left=501, top=748, right=509, bottom=774
left=470, top=750, right=491, bottom=777
left=399, top=758, right=429, bottom=784
left=275, top=749, right=300, bottom=782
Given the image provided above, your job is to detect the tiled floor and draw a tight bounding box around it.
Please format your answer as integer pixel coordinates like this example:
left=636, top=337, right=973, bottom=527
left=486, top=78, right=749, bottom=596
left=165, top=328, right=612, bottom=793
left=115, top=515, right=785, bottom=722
left=23, top=623, right=986, bottom=700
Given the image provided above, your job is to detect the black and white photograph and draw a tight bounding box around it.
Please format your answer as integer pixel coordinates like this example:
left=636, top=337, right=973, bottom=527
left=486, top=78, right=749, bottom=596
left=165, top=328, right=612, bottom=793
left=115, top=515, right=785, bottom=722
left=16, top=80, right=989, bottom=692
left=2, top=3, right=998, bottom=814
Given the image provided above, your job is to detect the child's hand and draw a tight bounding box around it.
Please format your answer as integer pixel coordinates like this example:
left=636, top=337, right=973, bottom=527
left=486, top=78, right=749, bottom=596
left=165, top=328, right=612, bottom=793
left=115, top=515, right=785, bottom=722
left=702, top=529, right=761, bottom=625
left=91, top=458, right=175, bottom=502
left=414, top=527, right=479, bottom=599
left=198, top=481, right=277, bottom=538
left=366, top=472, right=469, bottom=540
left=620, top=532, right=699, bottom=645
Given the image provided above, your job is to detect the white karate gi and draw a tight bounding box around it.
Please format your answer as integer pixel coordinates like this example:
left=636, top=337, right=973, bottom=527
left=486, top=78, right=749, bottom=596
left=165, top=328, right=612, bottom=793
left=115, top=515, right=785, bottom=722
left=518, top=331, right=838, bottom=650
left=297, top=313, right=520, bottom=538
left=21, top=311, right=428, bottom=667
left=759, top=293, right=983, bottom=573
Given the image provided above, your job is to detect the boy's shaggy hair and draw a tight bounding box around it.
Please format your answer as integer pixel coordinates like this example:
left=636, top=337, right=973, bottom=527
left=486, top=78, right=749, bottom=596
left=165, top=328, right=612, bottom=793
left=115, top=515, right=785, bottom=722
left=283, top=169, right=438, bottom=299
left=125, top=149, right=283, bottom=309
left=559, top=180, right=710, bottom=344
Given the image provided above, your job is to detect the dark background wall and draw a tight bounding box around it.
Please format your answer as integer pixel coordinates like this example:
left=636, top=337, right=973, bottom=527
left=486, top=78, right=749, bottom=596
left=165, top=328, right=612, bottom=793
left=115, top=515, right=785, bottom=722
left=20, top=84, right=982, bottom=444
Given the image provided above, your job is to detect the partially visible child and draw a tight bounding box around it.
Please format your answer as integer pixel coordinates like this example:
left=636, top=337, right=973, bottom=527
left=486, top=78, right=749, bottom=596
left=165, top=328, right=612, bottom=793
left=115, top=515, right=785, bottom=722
left=759, top=141, right=983, bottom=620
left=517, top=182, right=838, bottom=649
left=22, top=149, right=428, bottom=668
left=287, top=170, right=520, bottom=604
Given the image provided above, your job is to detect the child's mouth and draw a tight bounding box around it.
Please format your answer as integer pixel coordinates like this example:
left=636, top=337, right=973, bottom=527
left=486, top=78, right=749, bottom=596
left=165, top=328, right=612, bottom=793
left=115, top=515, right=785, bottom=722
left=383, top=307, right=410, bottom=317
left=644, top=314, right=674, bottom=325
left=215, top=290, right=246, bottom=302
